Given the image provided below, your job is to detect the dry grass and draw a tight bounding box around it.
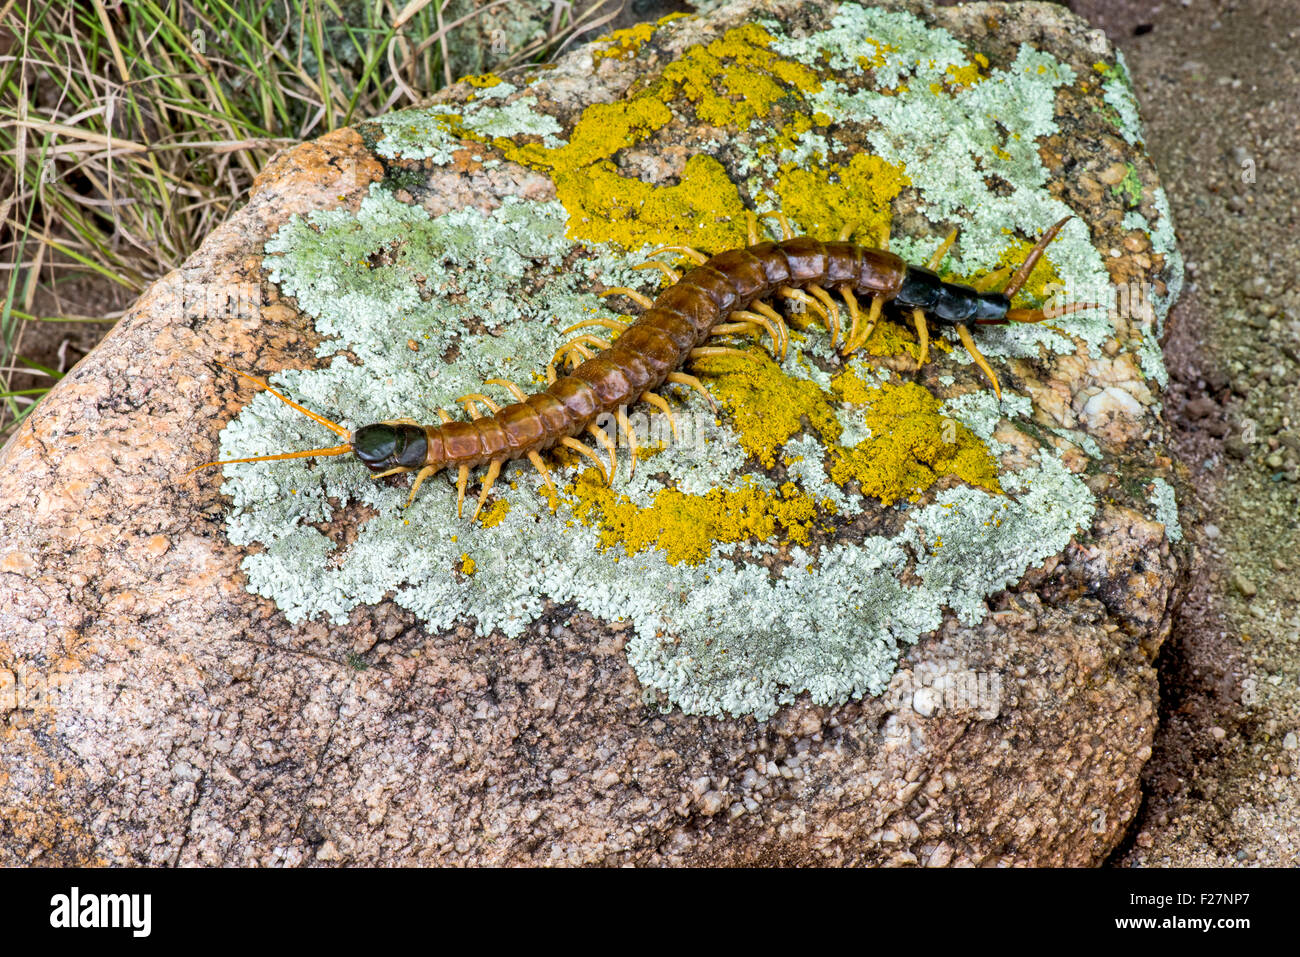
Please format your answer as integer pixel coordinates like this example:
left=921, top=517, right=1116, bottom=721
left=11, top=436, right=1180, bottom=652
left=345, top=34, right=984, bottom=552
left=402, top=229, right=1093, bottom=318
left=0, top=0, right=619, bottom=437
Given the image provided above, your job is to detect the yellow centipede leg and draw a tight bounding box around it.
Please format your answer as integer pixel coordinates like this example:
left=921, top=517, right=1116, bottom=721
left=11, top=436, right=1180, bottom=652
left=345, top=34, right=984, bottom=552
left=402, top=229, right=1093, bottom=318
left=436, top=409, right=454, bottom=424
left=746, top=211, right=762, bottom=245
left=599, top=287, right=654, bottom=309
left=912, top=308, right=930, bottom=368
left=562, top=317, right=629, bottom=336
left=761, top=210, right=794, bottom=240
left=749, top=301, right=790, bottom=356
left=846, top=293, right=883, bottom=355
left=640, top=391, right=679, bottom=440
left=841, top=286, right=863, bottom=351
left=456, top=465, right=469, bottom=518
left=645, top=244, right=709, bottom=264
left=527, top=450, right=557, bottom=497
left=972, top=266, right=1012, bottom=293
left=837, top=220, right=858, bottom=242
left=616, top=406, right=640, bottom=479
left=484, top=378, right=529, bottom=401
left=955, top=322, right=1002, bottom=400
left=371, top=465, right=413, bottom=480
left=690, top=346, right=752, bottom=361
left=472, top=459, right=502, bottom=522
left=405, top=465, right=436, bottom=508
left=560, top=437, right=611, bottom=483
left=588, top=423, right=618, bottom=481
left=632, top=261, right=681, bottom=285
left=458, top=392, right=500, bottom=414
left=666, top=371, right=717, bottom=412
left=728, top=309, right=785, bottom=358
left=806, top=283, right=842, bottom=348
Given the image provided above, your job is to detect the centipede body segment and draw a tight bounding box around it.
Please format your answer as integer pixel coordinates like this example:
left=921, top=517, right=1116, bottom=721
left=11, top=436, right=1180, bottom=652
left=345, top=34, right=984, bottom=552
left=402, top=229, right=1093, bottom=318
left=192, top=214, right=1095, bottom=520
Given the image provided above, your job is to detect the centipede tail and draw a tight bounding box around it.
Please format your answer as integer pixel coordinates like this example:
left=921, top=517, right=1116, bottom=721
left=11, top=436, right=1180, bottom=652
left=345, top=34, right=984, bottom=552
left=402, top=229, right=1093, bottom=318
left=195, top=216, right=1102, bottom=518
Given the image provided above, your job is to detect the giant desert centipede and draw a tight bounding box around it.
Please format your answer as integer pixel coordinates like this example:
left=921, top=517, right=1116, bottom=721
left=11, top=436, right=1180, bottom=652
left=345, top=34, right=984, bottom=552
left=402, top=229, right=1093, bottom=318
left=192, top=213, right=1097, bottom=519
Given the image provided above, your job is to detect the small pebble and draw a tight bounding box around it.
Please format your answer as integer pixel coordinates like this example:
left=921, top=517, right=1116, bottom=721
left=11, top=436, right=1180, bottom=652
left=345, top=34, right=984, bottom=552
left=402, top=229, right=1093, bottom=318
left=1283, top=732, right=1298, bottom=751
left=1204, top=523, right=1220, bottom=539
left=1233, top=572, right=1258, bottom=598
left=1210, top=726, right=1227, bottom=741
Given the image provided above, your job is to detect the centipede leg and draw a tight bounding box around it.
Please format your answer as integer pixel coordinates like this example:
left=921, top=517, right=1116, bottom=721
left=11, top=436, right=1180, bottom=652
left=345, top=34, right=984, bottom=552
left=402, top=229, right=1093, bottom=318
left=746, top=212, right=762, bottom=245
left=599, top=287, right=655, bottom=309
left=472, top=459, right=503, bottom=521
left=645, top=244, right=709, bottom=265
left=666, top=371, right=717, bottom=412
left=406, top=465, right=437, bottom=508
left=749, top=301, right=790, bottom=356
left=912, top=308, right=930, bottom=368
left=841, top=286, right=863, bottom=351
left=640, top=391, right=679, bottom=439
left=633, top=261, right=681, bottom=285
left=371, top=465, right=413, bottom=480
left=723, top=310, right=784, bottom=358
left=484, top=378, right=529, bottom=401
left=954, top=322, right=1002, bottom=400
left=459, top=392, right=500, bottom=414
left=837, top=220, right=858, bottom=242
left=527, top=450, right=558, bottom=496
left=806, top=283, right=842, bottom=348
left=690, top=346, right=752, bottom=361
left=561, top=317, right=628, bottom=336
left=846, top=294, right=884, bottom=354
left=560, top=437, right=611, bottom=483
left=587, top=423, right=618, bottom=482
left=761, top=210, right=795, bottom=240
left=456, top=465, right=469, bottom=518
left=615, top=407, right=640, bottom=478
left=973, top=266, right=1012, bottom=293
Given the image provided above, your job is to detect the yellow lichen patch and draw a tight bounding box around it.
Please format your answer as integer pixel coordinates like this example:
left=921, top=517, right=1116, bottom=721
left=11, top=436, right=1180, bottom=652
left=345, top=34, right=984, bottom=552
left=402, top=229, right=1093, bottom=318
left=460, top=553, right=477, bottom=576
left=774, top=152, right=909, bottom=246
left=556, top=154, right=751, bottom=251
left=828, top=380, right=1001, bottom=505
left=696, top=351, right=841, bottom=467
left=661, top=24, right=822, bottom=128
left=462, top=73, right=502, bottom=88
left=857, top=37, right=896, bottom=72
left=593, top=22, right=657, bottom=61
left=570, top=472, right=827, bottom=566
left=478, top=498, right=511, bottom=529
left=489, top=24, right=823, bottom=250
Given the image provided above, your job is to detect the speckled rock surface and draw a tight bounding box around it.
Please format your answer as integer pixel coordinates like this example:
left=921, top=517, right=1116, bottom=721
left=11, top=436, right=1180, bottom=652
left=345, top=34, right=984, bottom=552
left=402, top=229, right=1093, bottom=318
left=0, top=0, right=1185, bottom=865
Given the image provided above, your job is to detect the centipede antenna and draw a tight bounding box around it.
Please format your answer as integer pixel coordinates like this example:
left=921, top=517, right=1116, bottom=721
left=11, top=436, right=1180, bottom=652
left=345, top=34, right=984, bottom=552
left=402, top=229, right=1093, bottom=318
left=1002, top=216, right=1072, bottom=299
left=186, top=442, right=354, bottom=478
left=212, top=361, right=350, bottom=439
left=927, top=227, right=960, bottom=272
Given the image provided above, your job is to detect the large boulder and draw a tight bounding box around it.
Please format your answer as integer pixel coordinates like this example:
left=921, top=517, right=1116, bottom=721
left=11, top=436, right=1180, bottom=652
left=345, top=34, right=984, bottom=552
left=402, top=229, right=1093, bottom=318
left=0, top=0, right=1184, bottom=865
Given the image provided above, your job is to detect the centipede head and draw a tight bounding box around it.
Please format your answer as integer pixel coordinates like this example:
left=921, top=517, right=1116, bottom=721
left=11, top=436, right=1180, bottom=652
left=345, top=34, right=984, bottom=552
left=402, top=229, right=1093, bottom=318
left=352, top=423, right=431, bottom=473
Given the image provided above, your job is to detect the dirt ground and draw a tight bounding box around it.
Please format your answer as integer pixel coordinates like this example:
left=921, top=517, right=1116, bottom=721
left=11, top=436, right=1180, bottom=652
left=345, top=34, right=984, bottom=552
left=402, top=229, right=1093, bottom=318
left=1064, top=0, right=1300, bottom=865
left=12, top=0, right=1298, bottom=865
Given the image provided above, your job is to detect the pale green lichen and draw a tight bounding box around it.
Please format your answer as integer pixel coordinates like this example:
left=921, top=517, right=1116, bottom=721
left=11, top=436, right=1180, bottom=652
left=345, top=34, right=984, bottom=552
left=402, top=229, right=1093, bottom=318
left=1149, top=477, right=1183, bottom=543
left=214, top=5, right=1183, bottom=718
left=1096, top=52, right=1146, bottom=147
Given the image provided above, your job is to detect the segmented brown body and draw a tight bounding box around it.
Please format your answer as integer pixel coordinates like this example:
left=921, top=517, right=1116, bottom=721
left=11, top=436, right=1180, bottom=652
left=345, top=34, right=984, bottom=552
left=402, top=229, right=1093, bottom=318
left=428, top=238, right=906, bottom=469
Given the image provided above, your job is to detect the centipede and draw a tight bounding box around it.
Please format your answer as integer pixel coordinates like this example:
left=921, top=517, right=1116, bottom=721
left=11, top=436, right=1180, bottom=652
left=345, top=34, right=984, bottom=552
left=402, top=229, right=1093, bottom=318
left=191, top=212, right=1097, bottom=520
